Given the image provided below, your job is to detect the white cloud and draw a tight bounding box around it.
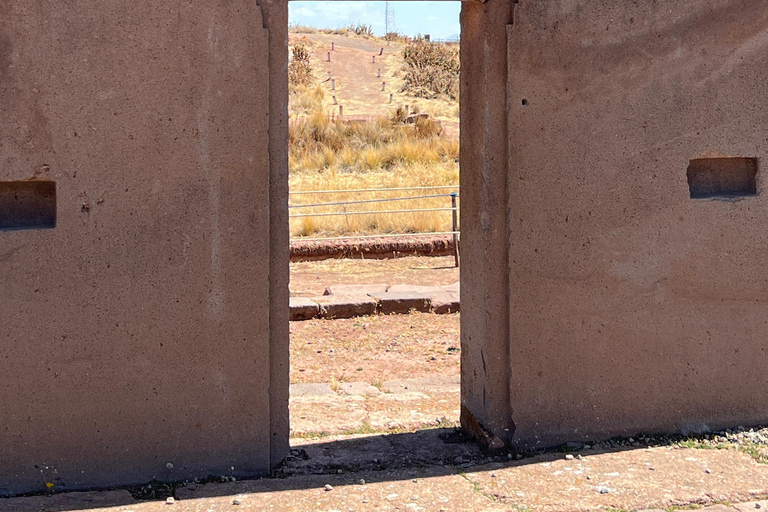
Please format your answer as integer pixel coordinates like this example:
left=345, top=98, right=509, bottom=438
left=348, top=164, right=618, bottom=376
left=293, top=6, right=318, bottom=18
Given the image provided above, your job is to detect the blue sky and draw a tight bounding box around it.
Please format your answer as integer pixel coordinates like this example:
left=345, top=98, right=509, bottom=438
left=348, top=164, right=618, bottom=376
left=289, top=1, right=461, bottom=41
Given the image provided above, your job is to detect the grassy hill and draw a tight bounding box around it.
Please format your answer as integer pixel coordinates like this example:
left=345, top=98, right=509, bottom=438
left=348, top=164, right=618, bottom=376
left=288, top=28, right=460, bottom=239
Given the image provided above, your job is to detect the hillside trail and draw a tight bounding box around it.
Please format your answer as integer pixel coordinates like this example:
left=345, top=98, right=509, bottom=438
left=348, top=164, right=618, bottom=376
left=291, top=32, right=459, bottom=138
left=297, top=33, right=404, bottom=118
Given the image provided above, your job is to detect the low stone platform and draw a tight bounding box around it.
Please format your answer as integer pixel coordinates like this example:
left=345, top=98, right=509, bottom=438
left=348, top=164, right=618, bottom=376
left=290, top=376, right=461, bottom=437
left=290, top=283, right=460, bottom=320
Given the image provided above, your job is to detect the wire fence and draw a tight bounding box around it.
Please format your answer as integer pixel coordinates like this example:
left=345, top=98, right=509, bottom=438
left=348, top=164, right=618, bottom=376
left=289, top=185, right=461, bottom=265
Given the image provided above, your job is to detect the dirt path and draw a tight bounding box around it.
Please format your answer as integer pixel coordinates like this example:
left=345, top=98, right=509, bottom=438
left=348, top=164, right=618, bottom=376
left=293, top=33, right=403, bottom=118
left=291, top=32, right=459, bottom=125
left=290, top=255, right=459, bottom=297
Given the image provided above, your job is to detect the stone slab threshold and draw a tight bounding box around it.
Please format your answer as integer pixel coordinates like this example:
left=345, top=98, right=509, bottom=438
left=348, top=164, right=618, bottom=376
left=290, top=376, right=461, bottom=437
left=290, top=282, right=460, bottom=320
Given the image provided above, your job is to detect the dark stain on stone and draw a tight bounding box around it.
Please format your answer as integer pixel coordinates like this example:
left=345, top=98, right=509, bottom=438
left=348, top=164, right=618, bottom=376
left=0, top=32, right=11, bottom=85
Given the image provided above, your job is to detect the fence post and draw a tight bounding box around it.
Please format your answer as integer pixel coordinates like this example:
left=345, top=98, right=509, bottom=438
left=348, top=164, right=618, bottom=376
left=451, top=192, right=460, bottom=267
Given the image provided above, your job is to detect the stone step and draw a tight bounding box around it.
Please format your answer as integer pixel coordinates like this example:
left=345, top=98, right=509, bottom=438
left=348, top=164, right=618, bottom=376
left=290, top=282, right=461, bottom=321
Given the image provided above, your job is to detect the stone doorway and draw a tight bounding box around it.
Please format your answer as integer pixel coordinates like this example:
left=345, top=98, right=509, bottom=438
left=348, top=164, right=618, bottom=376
left=278, top=0, right=516, bottom=455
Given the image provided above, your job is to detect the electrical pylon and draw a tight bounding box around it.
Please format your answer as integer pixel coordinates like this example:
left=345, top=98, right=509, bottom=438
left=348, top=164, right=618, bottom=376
left=385, top=2, right=396, bottom=36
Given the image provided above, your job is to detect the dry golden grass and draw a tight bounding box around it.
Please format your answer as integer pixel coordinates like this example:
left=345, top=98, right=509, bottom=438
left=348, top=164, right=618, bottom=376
left=289, top=86, right=459, bottom=238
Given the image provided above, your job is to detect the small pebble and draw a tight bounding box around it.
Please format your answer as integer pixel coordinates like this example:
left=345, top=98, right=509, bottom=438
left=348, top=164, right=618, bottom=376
left=358, top=479, right=366, bottom=485
left=491, top=473, right=497, bottom=478
left=599, top=487, right=609, bottom=494
left=586, top=475, right=591, bottom=480
left=324, top=484, right=333, bottom=492
left=705, top=468, right=712, bottom=474
left=232, top=499, right=241, bottom=505
left=166, top=497, right=175, bottom=505
left=756, top=504, right=761, bottom=509
left=565, top=454, right=574, bottom=460
left=166, top=463, right=174, bottom=470
left=576, top=454, right=583, bottom=460
left=362, top=499, right=369, bottom=504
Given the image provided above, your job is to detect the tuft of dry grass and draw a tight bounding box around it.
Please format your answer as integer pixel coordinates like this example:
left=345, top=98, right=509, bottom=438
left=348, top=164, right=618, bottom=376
left=289, top=86, right=459, bottom=238
left=287, top=34, right=461, bottom=239
left=289, top=86, right=457, bottom=175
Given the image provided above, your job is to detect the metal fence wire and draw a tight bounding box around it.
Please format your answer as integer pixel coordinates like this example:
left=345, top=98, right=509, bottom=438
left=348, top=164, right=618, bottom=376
left=289, top=185, right=460, bottom=266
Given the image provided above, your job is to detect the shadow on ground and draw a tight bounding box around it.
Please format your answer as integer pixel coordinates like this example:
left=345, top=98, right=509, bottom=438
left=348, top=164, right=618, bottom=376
left=1, top=427, right=668, bottom=512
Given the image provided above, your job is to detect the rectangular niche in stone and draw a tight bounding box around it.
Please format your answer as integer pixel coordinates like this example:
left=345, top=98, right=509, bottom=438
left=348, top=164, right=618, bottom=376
left=0, top=180, right=57, bottom=231
left=687, top=157, right=758, bottom=199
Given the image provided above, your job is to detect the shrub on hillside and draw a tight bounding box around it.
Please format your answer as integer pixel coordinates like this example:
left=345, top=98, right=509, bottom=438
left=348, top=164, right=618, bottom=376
left=401, top=39, right=459, bottom=100
left=289, top=43, right=314, bottom=88
left=348, top=21, right=374, bottom=36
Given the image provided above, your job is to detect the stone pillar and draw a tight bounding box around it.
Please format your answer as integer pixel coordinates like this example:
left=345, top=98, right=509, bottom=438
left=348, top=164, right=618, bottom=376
left=459, top=0, right=516, bottom=448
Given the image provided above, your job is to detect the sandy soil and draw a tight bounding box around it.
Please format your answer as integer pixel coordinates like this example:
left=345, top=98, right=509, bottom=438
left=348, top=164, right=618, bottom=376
left=290, top=255, right=458, bottom=297
left=290, top=311, right=459, bottom=385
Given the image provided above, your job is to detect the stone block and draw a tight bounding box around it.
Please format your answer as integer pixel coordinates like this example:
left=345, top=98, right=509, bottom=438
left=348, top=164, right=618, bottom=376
left=289, top=383, right=335, bottom=397
left=314, top=294, right=378, bottom=319
left=290, top=297, right=319, bottom=321
left=336, top=382, right=382, bottom=396
left=387, top=282, right=459, bottom=294
left=368, top=291, right=431, bottom=315
left=431, top=291, right=460, bottom=314
left=324, top=283, right=389, bottom=296
left=382, top=376, right=460, bottom=394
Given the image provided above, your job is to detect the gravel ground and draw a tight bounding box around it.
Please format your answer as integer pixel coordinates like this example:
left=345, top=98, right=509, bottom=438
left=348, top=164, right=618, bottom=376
left=521, top=425, right=768, bottom=465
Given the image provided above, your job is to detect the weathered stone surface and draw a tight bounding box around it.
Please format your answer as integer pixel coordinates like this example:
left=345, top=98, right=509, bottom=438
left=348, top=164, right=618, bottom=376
left=336, top=382, right=382, bottom=396
left=465, top=0, right=768, bottom=451
left=314, top=294, right=378, bottom=319
left=430, top=291, right=460, bottom=314
left=289, top=383, right=335, bottom=397
left=368, top=291, right=432, bottom=315
left=0, top=1, right=281, bottom=495
left=387, top=282, right=459, bottom=294
left=324, top=283, right=389, bottom=296
left=290, top=297, right=319, bottom=321
left=382, top=377, right=460, bottom=395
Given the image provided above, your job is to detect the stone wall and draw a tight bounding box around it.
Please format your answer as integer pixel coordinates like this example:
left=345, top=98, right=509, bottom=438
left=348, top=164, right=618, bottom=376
left=0, top=1, right=288, bottom=495
left=505, top=0, right=768, bottom=448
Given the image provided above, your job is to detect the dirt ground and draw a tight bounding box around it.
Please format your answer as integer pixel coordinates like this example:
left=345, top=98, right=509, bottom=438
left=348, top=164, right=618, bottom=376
left=290, top=255, right=459, bottom=297
left=290, top=312, right=459, bottom=385
left=290, top=255, right=460, bottom=386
